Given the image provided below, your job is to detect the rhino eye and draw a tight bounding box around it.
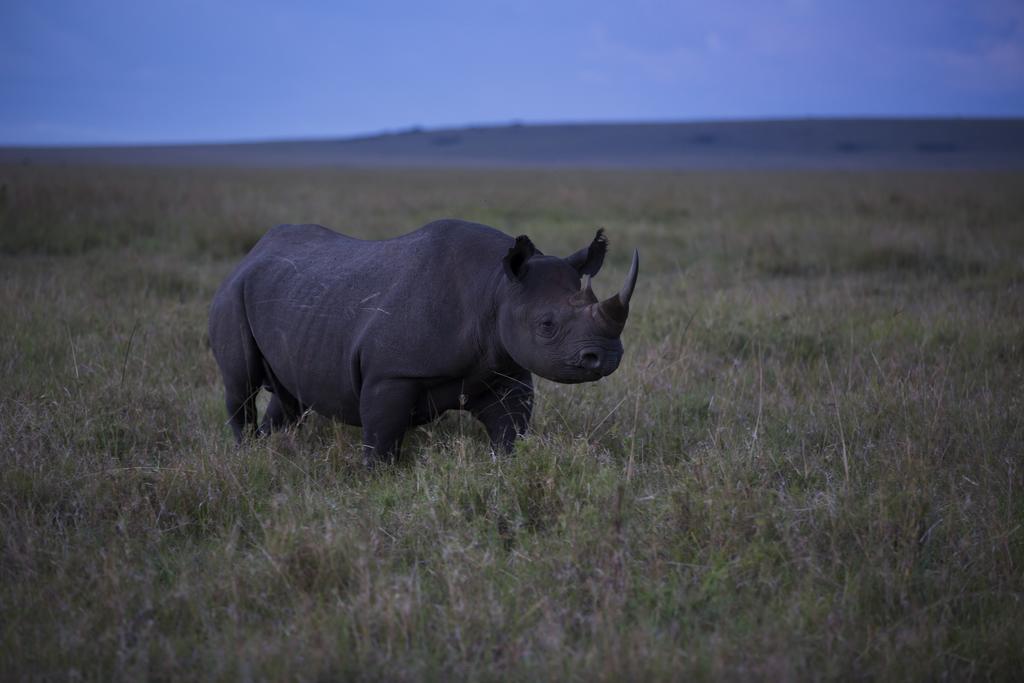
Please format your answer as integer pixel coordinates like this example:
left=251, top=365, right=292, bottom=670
left=537, top=317, right=558, bottom=338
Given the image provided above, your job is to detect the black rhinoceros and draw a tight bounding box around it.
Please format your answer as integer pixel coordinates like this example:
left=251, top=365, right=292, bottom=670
left=208, top=219, right=638, bottom=465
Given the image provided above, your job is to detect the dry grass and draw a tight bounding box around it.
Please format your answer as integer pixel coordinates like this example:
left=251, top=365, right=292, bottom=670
left=1, top=165, right=1023, bottom=680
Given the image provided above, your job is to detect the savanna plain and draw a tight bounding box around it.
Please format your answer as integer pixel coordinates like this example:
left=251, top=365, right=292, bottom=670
left=1, top=165, right=1022, bottom=680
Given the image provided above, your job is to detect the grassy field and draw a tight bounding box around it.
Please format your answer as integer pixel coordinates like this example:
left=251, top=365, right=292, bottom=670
left=1, top=165, right=1022, bottom=680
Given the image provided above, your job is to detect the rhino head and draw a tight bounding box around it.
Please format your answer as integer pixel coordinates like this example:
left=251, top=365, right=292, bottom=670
left=498, top=229, right=639, bottom=384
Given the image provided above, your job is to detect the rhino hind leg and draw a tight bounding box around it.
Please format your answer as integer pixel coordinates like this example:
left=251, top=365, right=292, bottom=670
left=257, top=384, right=305, bottom=436
left=211, top=315, right=267, bottom=443
left=359, top=378, right=419, bottom=468
left=222, top=372, right=263, bottom=443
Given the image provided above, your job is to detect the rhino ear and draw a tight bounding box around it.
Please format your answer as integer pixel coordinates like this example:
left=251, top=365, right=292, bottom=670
left=566, top=228, right=607, bottom=277
left=503, top=235, right=537, bottom=282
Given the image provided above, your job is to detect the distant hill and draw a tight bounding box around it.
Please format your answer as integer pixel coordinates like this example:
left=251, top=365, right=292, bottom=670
left=2, top=119, right=1023, bottom=169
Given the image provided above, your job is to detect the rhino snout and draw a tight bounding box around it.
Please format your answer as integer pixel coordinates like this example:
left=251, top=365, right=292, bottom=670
left=574, top=345, right=622, bottom=377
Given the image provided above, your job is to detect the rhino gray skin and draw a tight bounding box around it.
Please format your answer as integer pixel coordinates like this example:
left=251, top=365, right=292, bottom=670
left=208, top=219, right=639, bottom=466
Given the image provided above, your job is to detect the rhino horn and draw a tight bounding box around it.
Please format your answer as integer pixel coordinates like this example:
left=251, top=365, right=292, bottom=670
left=570, top=275, right=599, bottom=306
left=619, top=248, right=639, bottom=306
left=596, top=249, right=639, bottom=327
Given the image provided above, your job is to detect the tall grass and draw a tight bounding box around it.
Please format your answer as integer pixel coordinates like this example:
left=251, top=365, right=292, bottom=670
left=1, top=165, right=1022, bottom=679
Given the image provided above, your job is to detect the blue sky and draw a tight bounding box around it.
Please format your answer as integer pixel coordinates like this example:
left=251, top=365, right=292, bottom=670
left=2, top=0, right=1023, bottom=145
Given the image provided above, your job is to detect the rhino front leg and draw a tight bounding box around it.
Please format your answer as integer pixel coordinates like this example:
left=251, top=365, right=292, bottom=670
left=468, top=371, right=534, bottom=453
left=359, top=378, right=419, bottom=467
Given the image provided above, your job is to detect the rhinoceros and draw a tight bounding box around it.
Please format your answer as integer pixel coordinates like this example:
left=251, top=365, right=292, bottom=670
left=208, top=219, right=638, bottom=465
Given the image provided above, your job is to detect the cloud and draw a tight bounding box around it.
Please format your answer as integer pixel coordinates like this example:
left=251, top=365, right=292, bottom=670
left=936, top=39, right=1024, bottom=91
left=931, top=0, right=1024, bottom=94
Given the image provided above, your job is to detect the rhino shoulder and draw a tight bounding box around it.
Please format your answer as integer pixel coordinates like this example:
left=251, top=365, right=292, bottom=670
left=260, top=223, right=345, bottom=245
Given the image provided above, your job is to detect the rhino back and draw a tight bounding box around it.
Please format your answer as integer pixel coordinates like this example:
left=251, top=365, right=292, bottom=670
left=221, top=221, right=512, bottom=416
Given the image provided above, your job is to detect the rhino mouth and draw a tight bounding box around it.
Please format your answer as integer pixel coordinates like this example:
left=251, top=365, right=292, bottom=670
left=546, top=368, right=603, bottom=384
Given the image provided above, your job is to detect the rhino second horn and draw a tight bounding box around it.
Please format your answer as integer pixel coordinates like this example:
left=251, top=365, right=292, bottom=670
left=570, top=276, right=599, bottom=306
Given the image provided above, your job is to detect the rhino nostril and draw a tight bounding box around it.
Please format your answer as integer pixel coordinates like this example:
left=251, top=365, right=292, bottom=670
left=580, top=349, right=603, bottom=370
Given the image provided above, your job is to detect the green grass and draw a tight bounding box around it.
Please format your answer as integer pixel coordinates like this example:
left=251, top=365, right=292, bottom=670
left=2, top=165, right=1023, bottom=680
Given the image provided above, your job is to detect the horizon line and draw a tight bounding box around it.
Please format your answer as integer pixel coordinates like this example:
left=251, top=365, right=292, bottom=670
left=4, top=115, right=1023, bottom=150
